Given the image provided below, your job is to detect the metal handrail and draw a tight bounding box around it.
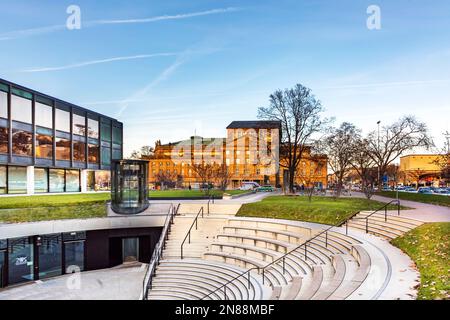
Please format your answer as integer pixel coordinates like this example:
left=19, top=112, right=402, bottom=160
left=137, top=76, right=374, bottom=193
left=346, top=199, right=400, bottom=234
left=141, top=203, right=179, bottom=300
left=200, top=199, right=401, bottom=300
left=207, top=194, right=215, bottom=215
left=180, top=206, right=204, bottom=259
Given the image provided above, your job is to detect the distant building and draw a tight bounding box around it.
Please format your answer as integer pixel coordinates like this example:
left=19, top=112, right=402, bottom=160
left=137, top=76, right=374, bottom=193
left=147, top=120, right=328, bottom=189
left=400, top=154, right=448, bottom=187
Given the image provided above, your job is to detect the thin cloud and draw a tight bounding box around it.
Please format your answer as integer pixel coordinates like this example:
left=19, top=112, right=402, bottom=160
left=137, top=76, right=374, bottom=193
left=90, top=7, right=241, bottom=25
left=19, top=52, right=179, bottom=73
left=321, top=79, right=450, bottom=90
left=0, top=7, right=242, bottom=41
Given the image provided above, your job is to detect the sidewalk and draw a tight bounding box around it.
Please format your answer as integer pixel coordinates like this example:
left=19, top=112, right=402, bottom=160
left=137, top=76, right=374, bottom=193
left=352, top=192, right=450, bottom=222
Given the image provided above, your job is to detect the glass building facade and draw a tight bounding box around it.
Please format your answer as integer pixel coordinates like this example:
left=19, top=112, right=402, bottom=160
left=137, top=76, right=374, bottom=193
left=0, top=79, right=123, bottom=195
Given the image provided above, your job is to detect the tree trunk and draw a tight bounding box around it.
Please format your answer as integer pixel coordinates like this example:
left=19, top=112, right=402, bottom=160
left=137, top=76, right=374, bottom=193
left=289, top=167, right=296, bottom=194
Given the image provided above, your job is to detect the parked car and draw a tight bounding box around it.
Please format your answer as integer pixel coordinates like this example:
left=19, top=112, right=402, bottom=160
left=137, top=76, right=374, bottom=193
left=382, top=186, right=393, bottom=191
left=418, top=187, right=433, bottom=194
left=257, top=185, right=275, bottom=192
left=403, top=186, right=416, bottom=192
left=239, top=182, right=260, bottom=191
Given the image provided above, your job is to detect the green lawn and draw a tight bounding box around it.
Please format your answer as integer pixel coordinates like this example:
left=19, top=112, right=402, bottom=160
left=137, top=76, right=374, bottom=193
left=0, top=193, right=110, bottom=223
left=392, top=223, right=450, bottom=300
left=379, top=191, right=450, bottom=207
left=149, top=189, right=224, bottom=198
left=237, top=196, right=406, bottom=225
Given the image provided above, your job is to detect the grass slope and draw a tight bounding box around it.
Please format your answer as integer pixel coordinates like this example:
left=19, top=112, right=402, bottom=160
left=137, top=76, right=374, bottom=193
left=392, top=223, right=450, bottom=300
left=379, top=191, right=450, bottom=207
left=237, top=196, right=404, bottom=225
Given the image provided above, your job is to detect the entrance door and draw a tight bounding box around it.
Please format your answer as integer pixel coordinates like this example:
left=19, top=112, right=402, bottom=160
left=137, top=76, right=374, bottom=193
left=122, top=238, right=139, bottom=263
left=0, top=251, right=5, bottom=288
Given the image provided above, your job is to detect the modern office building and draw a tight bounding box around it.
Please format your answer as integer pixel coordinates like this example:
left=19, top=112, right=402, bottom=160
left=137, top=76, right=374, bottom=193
left=0, top=78, right=123, bottom=195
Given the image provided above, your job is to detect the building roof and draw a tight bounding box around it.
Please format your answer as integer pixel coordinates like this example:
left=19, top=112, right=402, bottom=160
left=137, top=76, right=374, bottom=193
left=226, top=120, right=281, bottom=129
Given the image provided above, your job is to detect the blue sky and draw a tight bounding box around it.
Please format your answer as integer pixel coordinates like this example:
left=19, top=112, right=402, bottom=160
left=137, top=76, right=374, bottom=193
left=1, top=0, right=449, bottom=156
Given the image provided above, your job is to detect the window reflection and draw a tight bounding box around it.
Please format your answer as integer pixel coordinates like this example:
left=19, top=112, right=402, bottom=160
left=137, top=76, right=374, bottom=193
left=38, top=234, right=62, bottom=279
left=0, top=127, right=7, bottom=154
left=88, top=119, right=99, bottom=139
left=55, top=138, right=70, bottom=160
left=12, top=130, right=32, bottom=156
left=0, top=166, right=6, bottom=194
left=11, top=95, right=32, bottom=124
left=34, top=168, right=48, bottom=193
left=36, top=134, right=53, bottom=159
left=88, top=144, right=99, bottom=163
left=8, top=237, right=34, bottom=285
left=0, top=91, right=7, bottom=119
left=101, top=122, right=111, bottom=141
left=49, top=169, right=65, bottom=193
left=7, top=166, right=27, bottom=194
left=35, top=102, right=53, bottom=129
left=55, top=109, right=70, bottom=132
left=73, top=141, right=86, bottom=162
left=66, top=170, right=80, bottom=192
left=64, top=241, right=84, bottom=272
left=73, top=114, right=86, bottom=136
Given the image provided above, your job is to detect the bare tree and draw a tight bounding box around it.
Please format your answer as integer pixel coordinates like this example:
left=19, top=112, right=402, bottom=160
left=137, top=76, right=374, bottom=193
left=351, top=138, right=377, bottom=199
left=191, top=163, right=215, bottom=195
left=432, top=131, right=450, bottom=185
left=406, top=168, right=427, bottom=188
left=154, top=171, right=177, bottom=190
left=130, top=146, right=155, bottom=159
left=213, top=164, right=233, bottom=191
left=367, top=116, right=433, bottom=191
left=258, top=84, right=329, bottom=193
left=295, top=155, right=326, bottom=202
left=319, top=122, right=360, bottom=197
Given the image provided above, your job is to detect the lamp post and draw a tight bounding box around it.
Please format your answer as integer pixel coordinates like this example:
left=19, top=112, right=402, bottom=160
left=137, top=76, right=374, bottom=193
left=377, top=121, right=381, bottom=190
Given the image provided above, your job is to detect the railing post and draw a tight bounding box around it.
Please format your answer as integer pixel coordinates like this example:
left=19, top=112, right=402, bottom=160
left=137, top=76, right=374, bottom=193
left=188, top=231, right=191, bottom=244
left=385, top=206, right=387, bottom=222
left=282, top=257, right=285, bottom=274
left=366, top=218, right=369, bottom=233
left=262, top=269, right=265, bottom=285
left=346, top=221, right=348, bottom=235
left=207, top=201, right=210, bottom=215
left=325, top=231, right=328, bottom=248
left=248, top=271, right=251, bottom=289
left=181, top=246, right=183, bottom=259
left=304, top=244, right=307, bottom=261
left=224, top=285, right=227, bottom=300
left=398, top=200, right=400, bottom=216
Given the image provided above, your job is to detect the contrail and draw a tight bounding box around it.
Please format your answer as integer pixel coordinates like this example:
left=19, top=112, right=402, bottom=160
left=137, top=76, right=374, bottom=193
left=0, top=7, right=242, bottom=41
left=20, top=52, right=179, bottom=73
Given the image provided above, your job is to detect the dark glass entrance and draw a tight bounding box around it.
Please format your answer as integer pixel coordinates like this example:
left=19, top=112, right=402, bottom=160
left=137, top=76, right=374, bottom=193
left=8, top=237, right=34, bottom=285
left=37, top=234, right=62, bottom=279
left=0, top=250, right=5, bottom=288
left=64, top=241, right=85, bottom=273
left=122, top=238, right=139, bottom=262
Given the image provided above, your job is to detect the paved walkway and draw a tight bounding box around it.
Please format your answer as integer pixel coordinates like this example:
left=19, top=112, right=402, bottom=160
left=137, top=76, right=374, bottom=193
left=0, top=263, right=146, bottom=300
left=352, top=192, right=450, bottom=222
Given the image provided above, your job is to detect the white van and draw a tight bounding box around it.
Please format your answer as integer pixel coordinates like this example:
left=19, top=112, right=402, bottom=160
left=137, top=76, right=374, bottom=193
left=239, top=182, right=261, bottom=191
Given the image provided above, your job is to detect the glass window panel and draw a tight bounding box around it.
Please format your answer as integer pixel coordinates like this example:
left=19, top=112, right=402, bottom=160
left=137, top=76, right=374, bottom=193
left=95, top=170, right=111, bottom=191
left=8, top=166, right=27, bottom=194
left=11, top=94, right=32, bottom=124
left=73, top=141, right=86, bottom=162
left=0, top=166, right=6, bottom=194
left=8, top=237, right=34, bottom=285
left=101, top=122, right=111, bottom=141
left=55, top=109, right=70, bottom=132
left=0, top=250, right=4, bottom=288
left=112, top=126, right=122, bottom=144
left=73, top=114, right=86, bottom=136
left=112, top=148, right=122, bottom=160
left=88, top=144, right=99, bottom=163
left=35, top=102, right=53, bottom=129
left=64, top=241, right=84, bottom=273
left=49, top=169, right=65, bottom=192
left=87, top=171, right=95, bottom=191
left=38, top=234, right=62, bottom=279
left=0, top=127, right=7, bottom=154
left=101, top=147, right=111, bottom=166
left=88, top=119, right=99, bottom=139
left=12, top=130, right=32, bottom=156
left=66, top=170, right=80, bottom=192
left=34, top=168, right=48, bottom=193
left=0, top=91, right=7, bottom=119
left=36, top=134, right=53, bottom=159
left=55, top=138, right=70, bottom=160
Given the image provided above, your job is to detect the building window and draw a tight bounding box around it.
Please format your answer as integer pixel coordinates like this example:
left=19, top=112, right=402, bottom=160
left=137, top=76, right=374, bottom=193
left=12, top=130, right=32, bottom=156
left=49, top=169, right=65, bottom=192
left=95, top=170, right=110, bottom=190
left=88, top=119, right=99, bottom=139
left=64, top=241, right=84, bottom=273
left=112, top=126, right=122, bottom=144
left=7, top=166, right=27, bottom=194
left=8, top=237, right=34, bottom=285
left=36, top=134, right=53, bottom=159
left=11, top=94, right=32, bottom=124
left=55, top=138, right=70, bottom=161
left=0, top=127, right=7, bottom=154
left=100, top=121, right=111, bottom=142
left=73, top=141, right=86, bottom=162
left=35, top=102, right=53, bottom=129
left=0, top=90, right=7, bottom=119
left=38, top=234, right=62, bottom=279
left=101, top=147, right=111, bottom=166
left=87, top=171, right=95, bottom=191
left=66, top=170, right=80, bottom=192
left=0, top=166, right=6, bottom=194
left=73, top=114, right=86, bottom=136
left=88, top=144, right=99, bottom=163
left=55, top=109, right=70, bottom=132
left=34, top=168, right=48, bottom=193
left=112, top=148, right=122, bottom=160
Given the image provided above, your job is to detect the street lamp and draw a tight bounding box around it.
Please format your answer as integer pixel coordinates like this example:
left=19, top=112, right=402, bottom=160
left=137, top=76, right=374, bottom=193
left=377, top=121, right=381, bottom=189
